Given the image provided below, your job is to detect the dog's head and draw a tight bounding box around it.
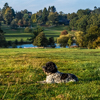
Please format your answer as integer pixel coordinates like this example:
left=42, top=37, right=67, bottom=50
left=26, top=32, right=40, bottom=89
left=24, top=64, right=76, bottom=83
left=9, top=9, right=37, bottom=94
left=42, top=62, right=58, bottom=74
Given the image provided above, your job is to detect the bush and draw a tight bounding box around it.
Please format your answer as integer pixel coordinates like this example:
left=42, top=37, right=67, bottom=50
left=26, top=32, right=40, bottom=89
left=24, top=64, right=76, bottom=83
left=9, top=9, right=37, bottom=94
left=60, top=30, right=68, bottom=36
left=57, top=34, right=73, bottom=47
left=24, top=27, right=32, bottom=33
left=33, top=32, right=48, bottom=47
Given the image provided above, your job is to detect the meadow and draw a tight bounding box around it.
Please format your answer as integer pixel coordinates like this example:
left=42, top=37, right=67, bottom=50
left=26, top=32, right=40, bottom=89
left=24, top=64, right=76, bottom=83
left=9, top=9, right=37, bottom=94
left=0, top=48, right=100, bottom=100
left=1, top=25, right=74, bottom=42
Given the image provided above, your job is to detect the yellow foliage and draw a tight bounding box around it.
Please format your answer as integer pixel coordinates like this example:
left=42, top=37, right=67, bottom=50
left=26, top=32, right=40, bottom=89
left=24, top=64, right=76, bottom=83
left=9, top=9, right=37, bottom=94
left=75, top=31, right=84, bottom=47
left=5, top=7, right=12, bottom=15
left=59, top=34, right=72, bottom=38
left=31, top=14, right=37, bottom=23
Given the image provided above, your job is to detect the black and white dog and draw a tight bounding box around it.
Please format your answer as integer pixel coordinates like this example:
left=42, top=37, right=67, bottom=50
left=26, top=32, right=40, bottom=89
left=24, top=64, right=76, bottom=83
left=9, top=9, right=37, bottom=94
left=37, top=61, right=78, bottom=84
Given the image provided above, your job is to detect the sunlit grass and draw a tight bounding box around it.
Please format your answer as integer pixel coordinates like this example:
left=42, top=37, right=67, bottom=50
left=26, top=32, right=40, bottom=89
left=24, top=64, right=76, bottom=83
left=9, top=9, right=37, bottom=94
left=0, top=48, right=100, bottom=99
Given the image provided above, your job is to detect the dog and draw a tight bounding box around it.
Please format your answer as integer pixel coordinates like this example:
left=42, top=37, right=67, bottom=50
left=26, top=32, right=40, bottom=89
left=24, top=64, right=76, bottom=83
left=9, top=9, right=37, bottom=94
left=37, top=61, right=78, bottom=84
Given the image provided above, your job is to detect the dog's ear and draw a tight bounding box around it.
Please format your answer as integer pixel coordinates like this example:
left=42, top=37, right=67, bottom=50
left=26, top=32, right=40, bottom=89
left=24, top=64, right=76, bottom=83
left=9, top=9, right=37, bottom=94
left=45, top=62, right=58, bottom=73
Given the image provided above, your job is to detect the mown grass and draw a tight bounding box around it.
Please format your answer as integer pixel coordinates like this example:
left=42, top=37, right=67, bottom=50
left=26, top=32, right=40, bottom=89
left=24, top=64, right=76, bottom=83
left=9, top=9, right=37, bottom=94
left=1, top=25, right=32, bottom=41
left=0, top=48, right=100, bottom=100
left=2, top=24, right=75, bottom=41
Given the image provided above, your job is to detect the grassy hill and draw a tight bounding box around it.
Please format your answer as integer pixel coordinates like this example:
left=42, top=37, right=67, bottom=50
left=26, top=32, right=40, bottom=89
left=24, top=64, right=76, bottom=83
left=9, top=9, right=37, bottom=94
left=1, top=25, right=32, bottom=41
left=0, top=48, right=100, bottom=99
left=1, top=24, right=75, bottom=42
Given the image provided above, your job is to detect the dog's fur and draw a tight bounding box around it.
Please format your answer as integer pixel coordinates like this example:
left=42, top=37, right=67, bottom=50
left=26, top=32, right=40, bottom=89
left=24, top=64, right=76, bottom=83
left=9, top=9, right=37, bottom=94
left=37, top=61, right=78, bottom=84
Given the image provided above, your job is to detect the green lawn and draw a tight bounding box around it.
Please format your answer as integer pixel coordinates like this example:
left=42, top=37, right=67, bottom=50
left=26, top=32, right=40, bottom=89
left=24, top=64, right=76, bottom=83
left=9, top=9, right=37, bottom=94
left=44, top=25, right=75, bottom=40
left=1, top=25, right=32, bottom=41
left=1, top=24, right=75, bottom=42
left=0, top=48, right=100, bottom=99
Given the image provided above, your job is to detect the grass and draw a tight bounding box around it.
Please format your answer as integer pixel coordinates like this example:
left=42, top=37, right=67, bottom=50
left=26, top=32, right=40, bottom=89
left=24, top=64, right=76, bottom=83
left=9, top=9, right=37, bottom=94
left=44, top=25, right=75, bottom=40
left=1, top=24, right=75, bottom=41
left=1, top=25, right=32, bottom=41
left=0, top=48, right=100, bottom=100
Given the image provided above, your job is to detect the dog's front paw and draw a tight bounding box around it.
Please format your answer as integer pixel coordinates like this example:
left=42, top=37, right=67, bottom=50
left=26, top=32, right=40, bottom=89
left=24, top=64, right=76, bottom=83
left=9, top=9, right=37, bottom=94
left=36, top=80, right=46, bottom=84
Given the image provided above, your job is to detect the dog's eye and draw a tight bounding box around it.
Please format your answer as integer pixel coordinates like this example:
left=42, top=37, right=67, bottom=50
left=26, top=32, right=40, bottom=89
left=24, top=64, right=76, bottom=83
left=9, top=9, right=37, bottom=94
left=42, top=66, right=46, bottom=69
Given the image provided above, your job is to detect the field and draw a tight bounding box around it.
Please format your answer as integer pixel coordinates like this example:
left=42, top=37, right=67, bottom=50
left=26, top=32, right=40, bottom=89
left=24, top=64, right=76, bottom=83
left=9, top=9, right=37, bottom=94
left=1, top=25, right=33, bottom=41
left=0, top=48, right=100, bottom=100
left=1, top=25, right=75, bottom=42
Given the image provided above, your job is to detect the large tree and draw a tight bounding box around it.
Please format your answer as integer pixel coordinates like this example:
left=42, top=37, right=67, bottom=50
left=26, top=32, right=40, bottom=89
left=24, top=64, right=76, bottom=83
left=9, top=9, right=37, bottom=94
left=16, top=12, right=23, bottom=20
left=31, top=14, right=37, bottom=23
left=33, top=32, right=48, bottom=47
left=84, top=25, right=100, bottom=48
left=50, top=6, right=56, bottom=13
left=42, top=7, right=48, bottom=23
left=4, top=7, right=14, bottom=25
left=75, top=31, right=84, bottom=47
left=48, top=12, right=58, bottom=25
left=29, top=27, right=43, bottom=42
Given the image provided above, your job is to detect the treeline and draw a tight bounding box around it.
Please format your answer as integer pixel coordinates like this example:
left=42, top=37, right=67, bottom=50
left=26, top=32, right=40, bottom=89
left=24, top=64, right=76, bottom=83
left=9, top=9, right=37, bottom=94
left=0, top=2, right=100, bottom=48
left=0, top=2, right=69, bottom=29
left=67, top=7, right=100, bottom=48
left=68, top=7, right=100, bottom=31
left=0, top=3, right=32, bottom=29
left=31, top=6, right=69, bottom=26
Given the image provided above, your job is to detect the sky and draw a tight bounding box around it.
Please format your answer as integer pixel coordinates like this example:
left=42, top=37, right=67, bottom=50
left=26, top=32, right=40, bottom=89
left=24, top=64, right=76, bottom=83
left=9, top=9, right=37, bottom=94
left=0, top=0, right=100, bottom=14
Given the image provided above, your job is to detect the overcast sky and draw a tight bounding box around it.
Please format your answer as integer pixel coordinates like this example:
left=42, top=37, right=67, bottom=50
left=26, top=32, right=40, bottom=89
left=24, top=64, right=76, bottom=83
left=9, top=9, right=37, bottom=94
left=0, top=0, right=100, bottom=14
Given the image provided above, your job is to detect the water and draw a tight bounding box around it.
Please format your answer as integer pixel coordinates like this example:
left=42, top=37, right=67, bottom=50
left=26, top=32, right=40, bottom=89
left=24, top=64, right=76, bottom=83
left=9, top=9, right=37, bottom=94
left=17, top=44, right=37, bottom=48
left=9, top=43, right=77, bottom=48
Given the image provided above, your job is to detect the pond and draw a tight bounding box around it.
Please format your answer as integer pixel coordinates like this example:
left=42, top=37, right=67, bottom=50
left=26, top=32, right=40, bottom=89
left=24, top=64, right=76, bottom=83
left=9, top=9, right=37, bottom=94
left=9, top=43, right=77, bottom=48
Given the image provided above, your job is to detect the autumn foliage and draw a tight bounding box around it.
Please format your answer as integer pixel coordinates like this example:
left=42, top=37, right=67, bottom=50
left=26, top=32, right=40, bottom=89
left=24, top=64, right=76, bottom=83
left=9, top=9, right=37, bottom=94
left=60, top=30, right=68, bottom=36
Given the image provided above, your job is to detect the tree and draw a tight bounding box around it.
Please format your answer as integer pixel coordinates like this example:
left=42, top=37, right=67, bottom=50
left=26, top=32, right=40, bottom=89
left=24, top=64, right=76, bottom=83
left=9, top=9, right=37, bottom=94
left=2, top=2, right=9, bottom=17
left=75, top=31, right=84, bottom=47
left=84, top=26, right=100, bottom=48
left=23, top=13, right=29, bottom=21
left=68, top=38, right=72, bottom=46
left=33, top=32, right=48, bottom=47
left=2, top=3, right=15, bottom=25
left=48, top=12, right=58, bottom=25
left=16, top=12, right=23, bottom=20
left=31, top=14, right=37, bottom=23
left=69, top=17, right=78, bottom=29
left=60, top=30, right=68, bottom=36
left=77, top=9, right=90, bottom=18
left=4, top=7, right=14, bottom=25
left=59, top=11, right=64, bottom=15
left=67, top=12, right=77, bottom=20
left=93, top=37, right=100, bottom=48
left=18, top=19, right=23, bottom=27
left=29, top=27, right=44, bottom=42
left=50, top=6, right=56, bottom=13
left=48, top=6, right=51, bottom=14
left=77, top=15, right=88, bottom=32
left=37, top=10, right=42, bottom=17
left=57, top=34, right=73, bottom=47
left=0, top=27, right=7, bottom=47
left=23, top=20, right=27, bottom=27
left=11, top=18, right=18, bottom=29
left=48, top=37, right=55, bottom=47
left=87, top=25, right=100, bottom=41
left=42, top=7, right=48, bottom=23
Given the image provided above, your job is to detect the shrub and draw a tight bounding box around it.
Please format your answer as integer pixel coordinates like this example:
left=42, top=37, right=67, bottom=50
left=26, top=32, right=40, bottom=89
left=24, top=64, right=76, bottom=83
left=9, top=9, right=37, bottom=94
left=57, top=34, right=73, bottom=47
left=24, top=27, right=32, bottom=33
left=60, top=30, right=68, bottom=36
left=33, top=32, right=48, bottom=47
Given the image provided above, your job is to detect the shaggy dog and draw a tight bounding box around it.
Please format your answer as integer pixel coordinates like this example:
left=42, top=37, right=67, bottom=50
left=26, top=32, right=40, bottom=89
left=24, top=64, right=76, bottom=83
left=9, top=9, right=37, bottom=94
left=37, top=61, right=78, bottom=84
